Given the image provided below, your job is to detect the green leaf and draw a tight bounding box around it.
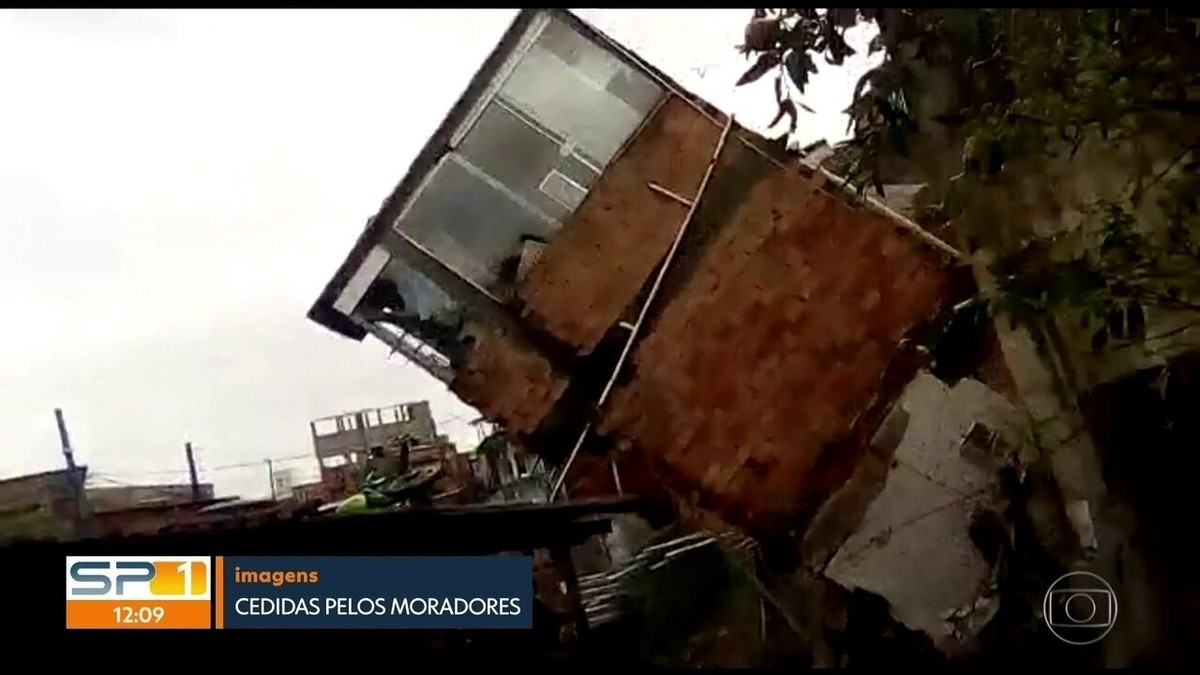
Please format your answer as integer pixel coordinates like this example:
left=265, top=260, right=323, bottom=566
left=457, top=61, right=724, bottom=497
left=784, top=50, right=816, bottom=91
left=737, top=51, right=783, bottom=86
left=769, top=99, right=799, bottom=133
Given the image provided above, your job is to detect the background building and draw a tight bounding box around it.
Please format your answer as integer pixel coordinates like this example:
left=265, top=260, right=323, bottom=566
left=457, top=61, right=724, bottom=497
left=309, top=400, right=467, bottom=499
left=0, top=467, right=88, bottom=543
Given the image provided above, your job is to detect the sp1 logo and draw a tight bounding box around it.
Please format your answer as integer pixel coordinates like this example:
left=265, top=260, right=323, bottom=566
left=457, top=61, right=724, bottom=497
left=66, top=556, right=210, bottom=599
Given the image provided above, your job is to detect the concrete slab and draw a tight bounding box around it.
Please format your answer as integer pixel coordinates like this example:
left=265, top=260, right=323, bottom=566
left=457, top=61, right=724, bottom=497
left=824, top=372, right=1016, bottom=652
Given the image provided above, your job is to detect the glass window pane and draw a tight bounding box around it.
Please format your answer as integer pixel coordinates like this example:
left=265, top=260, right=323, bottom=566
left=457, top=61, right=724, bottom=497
left=539, top=169, right=587, bottom=211
left=458, top=101, right=598, bottom=221
left=498, top=16, right=662, bottom=166
left=358, top=257, right=470, bottom=361
left=392, top=261, right=455, bottom=320
left=559, top=153, right=598, bottom=188
left=606, top=67, right=663, bottom=113
left=537, top=17, right=585, bottom=66
left=399, top=157, right=553, bottom=290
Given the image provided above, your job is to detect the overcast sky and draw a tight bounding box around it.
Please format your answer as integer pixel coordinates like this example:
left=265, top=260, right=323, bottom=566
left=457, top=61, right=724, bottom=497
left=0, top=9, right=875, bottom=499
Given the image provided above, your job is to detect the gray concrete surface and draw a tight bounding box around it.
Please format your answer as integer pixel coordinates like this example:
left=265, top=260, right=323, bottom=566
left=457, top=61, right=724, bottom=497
left=824, top=373, right=1015, bottom=652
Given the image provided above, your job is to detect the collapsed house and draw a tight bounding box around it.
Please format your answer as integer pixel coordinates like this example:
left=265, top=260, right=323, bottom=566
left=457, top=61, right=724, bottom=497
left=306, top=8, right=1031, bottom=652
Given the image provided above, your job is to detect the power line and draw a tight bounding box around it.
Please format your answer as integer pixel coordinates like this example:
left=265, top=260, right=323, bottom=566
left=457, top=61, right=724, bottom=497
left=86, top=474, right=139, bottom=487
left=435, top=413, right=470, bottom=427
left=87, top=453, right=316, bottom=484
left=195, top=454, right=314, bottom=473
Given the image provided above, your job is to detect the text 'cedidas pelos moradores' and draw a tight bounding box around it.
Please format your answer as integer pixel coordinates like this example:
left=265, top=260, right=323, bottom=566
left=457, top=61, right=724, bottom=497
left=234, top=596, right=522, bottom=617
left=215, top=555, right=533, bottom=629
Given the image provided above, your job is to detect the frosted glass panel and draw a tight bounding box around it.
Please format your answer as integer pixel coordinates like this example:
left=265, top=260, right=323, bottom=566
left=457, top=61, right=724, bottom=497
left=399, top=157, right=553, bottom=290
left=390, top=13, right=665, bottom=302
left=457, top=100, right=598, bottom=221
left=499, top=17, right=662, bottom=166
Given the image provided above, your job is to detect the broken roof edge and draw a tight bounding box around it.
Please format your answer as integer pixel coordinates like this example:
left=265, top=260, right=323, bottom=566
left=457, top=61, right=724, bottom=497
left=307, top=9, right=542, bottom=340
left=0, top=465, right=88, bottom=487
left=306, top=8, right=759, bottom=340
left=794, top=141, right=965, bottom=262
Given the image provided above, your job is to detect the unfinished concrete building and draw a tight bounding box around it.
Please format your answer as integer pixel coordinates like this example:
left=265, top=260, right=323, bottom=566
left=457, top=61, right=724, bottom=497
left=0, top=467, right=90, bottom=543
left=309, top=401, right=461, bottom=496
left=308, top=9, right=971, bottom=547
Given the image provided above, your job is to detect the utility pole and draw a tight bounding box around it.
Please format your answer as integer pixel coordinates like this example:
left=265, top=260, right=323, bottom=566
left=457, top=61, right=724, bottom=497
left=265, top=459, right=276, bottom=500
left=53, top=408, right=90, bottom=524
left=184, top=442, right=201, bottom=502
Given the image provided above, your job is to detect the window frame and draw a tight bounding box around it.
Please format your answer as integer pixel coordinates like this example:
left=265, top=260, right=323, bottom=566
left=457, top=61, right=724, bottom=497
left=394, top=152, right=559, bottom=292
left=367, top=10, right=668, bottom=367
left=449, top=12, right=554, bottom=150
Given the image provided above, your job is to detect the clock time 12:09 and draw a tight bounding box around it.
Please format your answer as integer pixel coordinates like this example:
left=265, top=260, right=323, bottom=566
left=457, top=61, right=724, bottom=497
left=113, top=605, right=165, bottom=624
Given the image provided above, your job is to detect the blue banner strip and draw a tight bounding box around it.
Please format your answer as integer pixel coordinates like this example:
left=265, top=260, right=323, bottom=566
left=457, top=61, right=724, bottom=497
left=217, top=556, right=533, bottom=629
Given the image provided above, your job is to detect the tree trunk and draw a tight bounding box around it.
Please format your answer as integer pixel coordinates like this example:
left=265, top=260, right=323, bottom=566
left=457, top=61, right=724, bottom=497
left=971, top=256, right=1149, bottom=666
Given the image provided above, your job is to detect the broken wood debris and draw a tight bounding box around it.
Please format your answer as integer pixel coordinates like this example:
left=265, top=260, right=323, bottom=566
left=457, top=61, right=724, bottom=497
left=647, top=181, right=695, bottom=207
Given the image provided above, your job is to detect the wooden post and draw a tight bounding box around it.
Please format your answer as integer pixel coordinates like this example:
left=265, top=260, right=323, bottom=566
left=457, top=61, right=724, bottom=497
left=184, top=442, right=201, bottom=502
left=398, top=437, right=411, bottom=474
left=53, top=408, right=90, bottom=524
left=265, top=459, right=276, bottom=500
left=550, top=545, right=588, bottom=645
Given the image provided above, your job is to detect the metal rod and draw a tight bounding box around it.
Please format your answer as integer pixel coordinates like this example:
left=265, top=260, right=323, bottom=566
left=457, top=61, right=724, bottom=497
left=746, top=571, right=807, bottom=639
left=647, top=181, right=694, bottom=207
left=640, top=532, right=711, bottom=555
left=550, top=114, right=737, bottom=502
left=813, top=166, right=966, bottom=261
left=663, top=537, right=720, bottom=559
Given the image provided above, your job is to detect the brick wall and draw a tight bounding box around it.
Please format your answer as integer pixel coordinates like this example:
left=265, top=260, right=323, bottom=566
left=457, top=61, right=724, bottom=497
left=89, top=503, right=209, bottom=537
left=516, top=96, right=722, bottom=356
left=594, top=129, right=958, bottom=536
left=450, top=325, right=568, bottom=436
left=447, top=96, right=963, bottom=540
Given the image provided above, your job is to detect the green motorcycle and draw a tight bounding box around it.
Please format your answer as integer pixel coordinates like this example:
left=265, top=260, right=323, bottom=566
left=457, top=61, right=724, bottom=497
left=334, top=464, right=443, bottom=515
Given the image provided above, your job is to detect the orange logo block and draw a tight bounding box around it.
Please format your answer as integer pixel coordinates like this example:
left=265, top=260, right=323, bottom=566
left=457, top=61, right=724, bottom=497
left=66, top=556, right=212, bottom=629
left=149, top=561, right=208, bottom=597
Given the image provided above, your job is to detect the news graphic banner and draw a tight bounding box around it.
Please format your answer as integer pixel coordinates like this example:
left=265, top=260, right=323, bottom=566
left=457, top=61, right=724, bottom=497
left=66, top=555, right=533, bottom=630
left=66, top=556, right=213, bottom=629
left=216, top=556, right=533, bottom=629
